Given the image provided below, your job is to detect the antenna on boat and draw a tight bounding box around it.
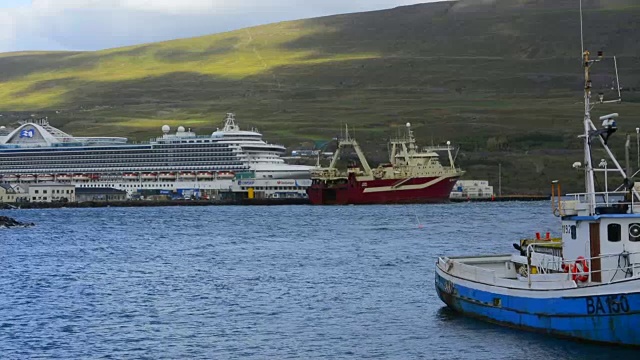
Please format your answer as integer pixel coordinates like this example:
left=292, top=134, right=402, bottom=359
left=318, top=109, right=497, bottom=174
left=453, top=145, right=460, bottom=164
left=614, top=56, right=622, bottom=100
left=579, top=0, right=584, bottom=56
left=626, top=135, right=632, bottom=181
left=446, top=141, right=455, bottom=170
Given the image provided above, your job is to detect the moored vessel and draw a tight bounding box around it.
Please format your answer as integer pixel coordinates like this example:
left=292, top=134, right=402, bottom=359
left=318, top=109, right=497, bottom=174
left=180, top=172, right=196, bottom=180
left=141, top=173, right=157, bottom=181
left=0, top=113, right=312, bottom=197
left=72, top=174, right=90, bottom=181
left=435, top=4, right=640, bottom=346
left=158, top=172, right=177, bottom=180
left=307, top=123, right=463, bottom=205
left=197, top=172, right=213, bottom=180
left=123, top=173, right=139, bottom=181
left=217, top=171, right=235, bottom=180
left=4, top=174, right=18, bottom=182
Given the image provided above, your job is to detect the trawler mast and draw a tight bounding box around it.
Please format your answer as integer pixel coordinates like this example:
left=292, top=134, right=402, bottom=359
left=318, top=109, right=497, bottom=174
left=582, top=49, right=597, bottom=212
left=328, top=125, right=373, bottom=176
left=579, top=1, right=629, bottom=215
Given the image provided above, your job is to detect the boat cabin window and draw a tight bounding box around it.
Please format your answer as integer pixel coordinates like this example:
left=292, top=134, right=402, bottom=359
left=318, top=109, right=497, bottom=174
left=608, top=223, right=621, bottom=242
left=629, top=223, right=640, bottom=242
left=570, top=225, right=577, bottom=240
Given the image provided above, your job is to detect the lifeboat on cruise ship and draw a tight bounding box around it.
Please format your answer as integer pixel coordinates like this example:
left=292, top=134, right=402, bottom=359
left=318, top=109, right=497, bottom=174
left=197, top=172, right=213, bottom=180
left=37, top=174, right=54, bottom=182
left=5, top=174, right=19, bottom=182
left=72, top=174, right=90, bottom=181
left=123, top=173, right=139, bottom=181
left=217, top=171, right=235, bottom=179
left=180, top=172, right=196, bottom=180
left=57, top=174, right=72, bottom=181
left=141, top=172, right=157, bottom=180
left=158, top=172, right=176, bottom=180
left=20, top=174, right=36, bottom=182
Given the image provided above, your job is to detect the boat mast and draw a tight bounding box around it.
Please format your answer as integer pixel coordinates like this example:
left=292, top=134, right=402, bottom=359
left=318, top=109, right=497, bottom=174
left=328, top=124, right=373, bottom=176
left=446, top=141, right=455, bottom=170
left=579, top=0, right=595, bottom=210
left=583, top=49, right=596, bottom=211
left=579, top=0, right=633, bottom=214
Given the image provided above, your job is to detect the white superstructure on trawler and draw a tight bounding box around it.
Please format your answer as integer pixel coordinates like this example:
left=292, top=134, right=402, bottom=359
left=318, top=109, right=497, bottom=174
left=0, top=113, right=312, bottom=196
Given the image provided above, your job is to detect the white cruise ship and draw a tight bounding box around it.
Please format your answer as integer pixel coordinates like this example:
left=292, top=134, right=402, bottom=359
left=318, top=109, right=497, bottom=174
left=0, top=113, right=312, bottom=196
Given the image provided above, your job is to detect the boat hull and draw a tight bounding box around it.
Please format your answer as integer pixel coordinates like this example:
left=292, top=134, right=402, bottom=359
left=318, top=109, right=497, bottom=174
left=435, top=265, right=640, bottom=346
left=308, top=174, right=459, bottom=205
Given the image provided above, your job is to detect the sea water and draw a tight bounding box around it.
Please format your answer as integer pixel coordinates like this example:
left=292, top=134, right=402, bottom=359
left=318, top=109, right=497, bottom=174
left=0, top=203, right=635, bottom=359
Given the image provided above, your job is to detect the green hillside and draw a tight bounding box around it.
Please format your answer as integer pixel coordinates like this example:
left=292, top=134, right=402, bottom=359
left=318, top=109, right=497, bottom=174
left=1, top=0, right=640, bottom=193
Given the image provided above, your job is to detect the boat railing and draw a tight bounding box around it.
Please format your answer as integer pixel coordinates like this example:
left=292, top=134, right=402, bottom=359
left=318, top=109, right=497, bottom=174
left=310, top=167, right=346, bottom=179
left=526, top=244, right=640, bottom=284
left=421, top=145, right=454, bottom=153
left=562, top=191, right=634, bottom=215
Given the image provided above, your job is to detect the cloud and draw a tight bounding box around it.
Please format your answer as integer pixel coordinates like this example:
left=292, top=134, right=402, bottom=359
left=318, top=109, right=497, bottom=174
left=0, top=1, right=434, bottom=52
left=30, top=1, right=426, bottom=14
left=31, top=0, right=236, bottom=14
left=0, top=12, right=17, bottom=43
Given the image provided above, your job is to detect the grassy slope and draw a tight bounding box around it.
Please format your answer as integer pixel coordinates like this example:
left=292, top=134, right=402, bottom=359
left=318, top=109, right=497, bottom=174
left=1, top=0, right=640, bottom=193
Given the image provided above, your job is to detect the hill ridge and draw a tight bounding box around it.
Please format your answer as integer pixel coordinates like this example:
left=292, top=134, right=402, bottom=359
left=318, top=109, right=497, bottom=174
left=0, top=0, right=639, bottom=193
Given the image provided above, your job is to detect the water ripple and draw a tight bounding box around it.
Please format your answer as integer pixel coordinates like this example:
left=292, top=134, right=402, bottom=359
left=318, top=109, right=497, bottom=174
left=0, top=203, right=636, bottom=359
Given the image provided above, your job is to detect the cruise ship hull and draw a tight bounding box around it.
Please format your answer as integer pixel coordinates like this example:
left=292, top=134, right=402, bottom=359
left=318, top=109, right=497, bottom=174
left=307, top=174, right=459, bottom=205
left=0, top=114, right=312, bottom=198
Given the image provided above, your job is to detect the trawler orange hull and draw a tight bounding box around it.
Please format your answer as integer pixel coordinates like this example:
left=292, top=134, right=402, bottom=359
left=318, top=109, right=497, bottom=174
left=307, top=173, right=460, bottom=205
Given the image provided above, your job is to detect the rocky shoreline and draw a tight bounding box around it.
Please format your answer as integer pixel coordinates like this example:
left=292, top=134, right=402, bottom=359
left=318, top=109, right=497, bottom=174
left=0, top=216, right=34, bottom=228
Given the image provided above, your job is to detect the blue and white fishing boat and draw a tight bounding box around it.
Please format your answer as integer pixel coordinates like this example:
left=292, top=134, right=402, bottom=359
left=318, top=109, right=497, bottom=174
left=435, top=2, right=640, bottom=346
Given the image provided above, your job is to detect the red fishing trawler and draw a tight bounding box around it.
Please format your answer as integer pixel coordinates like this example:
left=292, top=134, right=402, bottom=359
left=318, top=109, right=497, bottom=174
left=307, top=123, right=464, bottom=205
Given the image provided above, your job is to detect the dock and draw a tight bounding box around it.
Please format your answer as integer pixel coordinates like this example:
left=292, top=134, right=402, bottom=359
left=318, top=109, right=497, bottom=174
left=450, top=195, right=549, bottom=203
left=0, top=195, right=551, bottom=209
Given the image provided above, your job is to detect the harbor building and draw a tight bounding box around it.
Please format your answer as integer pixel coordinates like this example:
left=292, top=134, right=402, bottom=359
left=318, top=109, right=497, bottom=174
left=450, top=180, right=494, bottom=200
left=28, top=183, right=75, bottom=203
left=76, top=187, right=128, bottom=203
left=0, top=184, right=18, bottom=203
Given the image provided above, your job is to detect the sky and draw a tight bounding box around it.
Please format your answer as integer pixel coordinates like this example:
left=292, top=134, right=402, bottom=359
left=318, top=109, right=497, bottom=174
left=0, top=0, right=440, bottom=53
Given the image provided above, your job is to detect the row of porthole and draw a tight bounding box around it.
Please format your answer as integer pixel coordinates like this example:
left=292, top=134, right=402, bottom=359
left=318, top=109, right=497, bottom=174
left=607, top=223, right=640, bottom=242
left=568, top=223, right=640, bottom=242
